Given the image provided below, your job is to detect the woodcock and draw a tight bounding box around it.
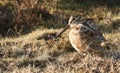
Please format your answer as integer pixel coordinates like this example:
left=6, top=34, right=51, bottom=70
left=57, top=15, right=109, bottom=55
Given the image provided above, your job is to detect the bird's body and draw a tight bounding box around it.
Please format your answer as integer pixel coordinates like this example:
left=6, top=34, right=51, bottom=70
left=57, top=15, right=108, bottom=55
left=69, top=23, right=106, bottom=55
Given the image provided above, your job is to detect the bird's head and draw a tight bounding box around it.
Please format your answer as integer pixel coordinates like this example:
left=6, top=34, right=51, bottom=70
left=68, top=15, right=84, bottom=28
left=56, top=15, right=83, bottom=37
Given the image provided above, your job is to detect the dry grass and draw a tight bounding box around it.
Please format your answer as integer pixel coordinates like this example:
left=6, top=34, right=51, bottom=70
left=0, top=28, right=120, bottom=73
left=0, top=0, right=120, bottom=73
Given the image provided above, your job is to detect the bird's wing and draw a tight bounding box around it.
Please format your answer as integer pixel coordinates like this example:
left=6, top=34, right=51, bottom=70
left=80, top=25, right=106, bottom=42
left=79, top=25, right=106, bottom=51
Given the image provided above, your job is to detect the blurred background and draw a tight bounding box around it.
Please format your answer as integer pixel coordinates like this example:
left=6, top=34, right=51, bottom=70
left=0, top=0, right=120, bottom=37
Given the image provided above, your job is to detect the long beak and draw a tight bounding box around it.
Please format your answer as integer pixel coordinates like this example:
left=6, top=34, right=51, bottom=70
left=56, top=24, right=70, bottom=38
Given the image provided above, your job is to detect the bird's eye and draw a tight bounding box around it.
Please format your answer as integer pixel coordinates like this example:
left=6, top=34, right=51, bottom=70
left=72, top=18, right=75, bottom=21
left=76, top=27, right=79, bottom=30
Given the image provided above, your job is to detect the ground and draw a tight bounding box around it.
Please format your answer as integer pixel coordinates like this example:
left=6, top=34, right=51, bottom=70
left=0, top=0, right=120, bottom=73
left=0, top=29, right=120, bottom=73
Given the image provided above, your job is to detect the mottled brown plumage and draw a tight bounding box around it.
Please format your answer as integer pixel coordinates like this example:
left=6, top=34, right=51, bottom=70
left=57, top=16, right=108, bottom=55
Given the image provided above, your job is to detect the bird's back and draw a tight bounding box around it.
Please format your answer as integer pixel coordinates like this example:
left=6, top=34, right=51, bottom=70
left=69, top=23, right=106, bottom=54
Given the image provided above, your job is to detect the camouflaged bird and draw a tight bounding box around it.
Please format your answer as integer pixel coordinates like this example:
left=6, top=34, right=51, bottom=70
left=57, top=15, right=109, bottom=55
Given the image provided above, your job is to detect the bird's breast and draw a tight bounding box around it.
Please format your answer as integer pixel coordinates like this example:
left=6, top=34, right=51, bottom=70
left=69, top=28, right=87, bottom=52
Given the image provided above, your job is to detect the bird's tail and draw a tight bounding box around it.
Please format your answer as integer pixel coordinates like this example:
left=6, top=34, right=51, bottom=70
left=101, top=41, right=110, bottom=47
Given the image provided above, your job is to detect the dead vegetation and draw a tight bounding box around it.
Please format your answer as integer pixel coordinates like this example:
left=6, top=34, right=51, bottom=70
left=0, top=0, right=53, bottom=37
left=0, top=0, right=120, bottom=73
left=0, top=29, right=120, bottom=73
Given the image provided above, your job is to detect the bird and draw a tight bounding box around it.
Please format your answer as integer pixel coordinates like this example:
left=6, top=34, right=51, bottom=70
left=56, top=15, right=109, bottom=56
